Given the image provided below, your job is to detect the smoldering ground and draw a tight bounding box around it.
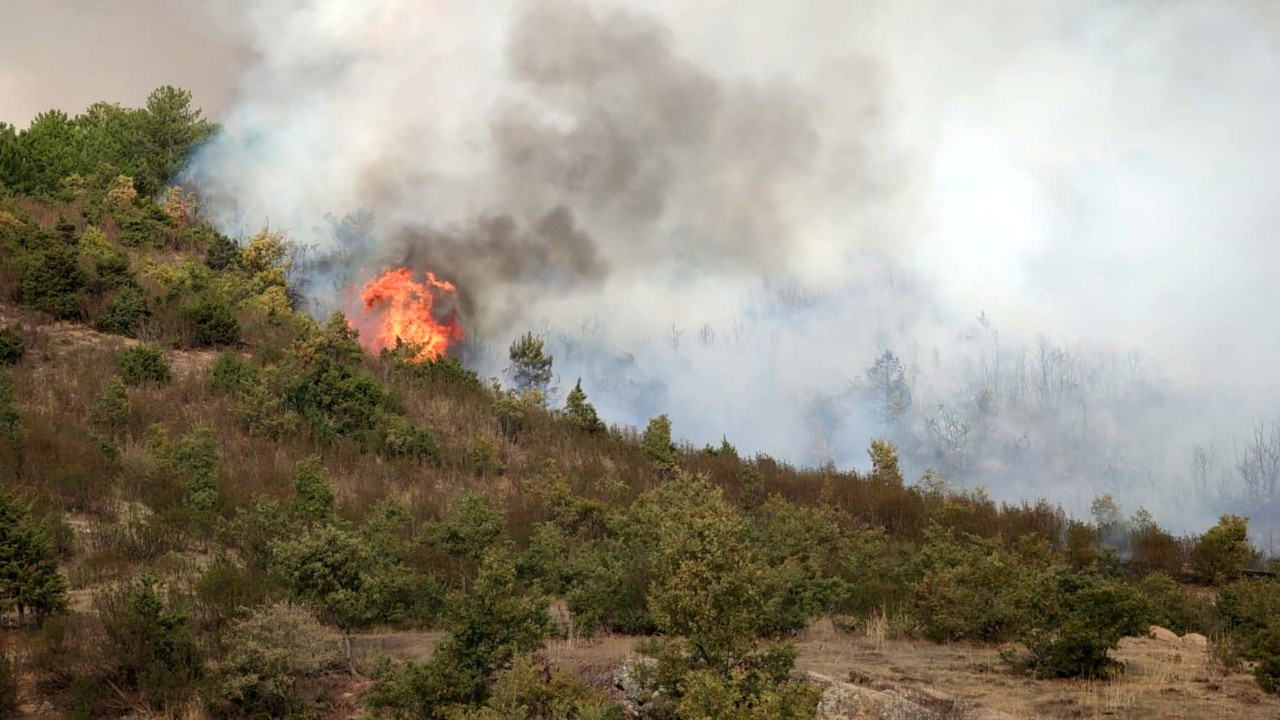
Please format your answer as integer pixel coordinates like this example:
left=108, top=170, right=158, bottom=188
left=14, top=0, right=1280, bottom=533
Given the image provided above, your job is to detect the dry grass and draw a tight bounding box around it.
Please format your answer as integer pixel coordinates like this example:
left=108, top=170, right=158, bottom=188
left=524, top=618, right=1280, bottom=720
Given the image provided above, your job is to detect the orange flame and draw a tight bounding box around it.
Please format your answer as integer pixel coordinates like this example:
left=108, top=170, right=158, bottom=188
left=359, top=267, right=464, bottom=361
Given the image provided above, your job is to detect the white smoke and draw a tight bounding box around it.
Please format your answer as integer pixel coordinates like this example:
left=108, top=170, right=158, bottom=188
left=176, top=0, right=1280, bottom=532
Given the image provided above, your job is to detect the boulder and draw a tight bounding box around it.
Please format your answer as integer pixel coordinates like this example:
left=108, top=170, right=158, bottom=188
left=1181, top=632, right=1209, bottom=648
left=613, top=658, right=660, bottom=717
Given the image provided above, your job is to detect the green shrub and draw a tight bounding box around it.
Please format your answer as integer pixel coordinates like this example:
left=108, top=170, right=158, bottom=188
left=207, top=602, right=344, bottom=719
left=906, top=528, right=1043, bottom=643
left=180, top=295, right=240, bottom=347
left=461, top=654, right=622, bottom=720
left=0, top=324, right=23, bottom=365
left=366, top=548, right=549, bottom=718
left=209, top=351, right=256, bottom=394
left=1254, top=623, right=1280, bottom=695
left=379, top=414, right=439, bottom=463
left=218, top=497, right=293, bottom=573
left=204, top=232, right=241, bottom=271
left=117, top=345, right=171, bottom=384
left=15, top=231, right=85, bottom=318
left=0, top=652, right=16, bottom=718
left=284, top=318, right=390, bottom=445
left=118, top=216, right=163, bottom=248
left=291, top=455, right=335, bottom=522
left=496, top=387, right=544, bottom=440
left=1132, top=573, right=1214, bottom=635
left=1018, top=570, right=1148, bottom=678
left=193, top=554, right=278, bottom=632
left=1217, top=580, right=1280, bottom=656
left=96, top=573, right=201, bottom=708
left=382, top=340, right=481, bottom=388
left=90, top=376, right=130, bottom=430
left=95, top=285, right=149, bottom=336
left=430, top=491, right=504, bottom=561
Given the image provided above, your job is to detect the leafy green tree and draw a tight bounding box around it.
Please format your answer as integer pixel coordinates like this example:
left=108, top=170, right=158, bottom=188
left=1191, top=515, right=1256, bottom=585
left=431, top=491, right=504, bottom=562
left=118, top=345, right=171, bottom=384
left=507, top=332, right=553, bottom=391
left=642, top=414, right=676, bottom=466
left=564, top=379, right=605, bottom=434
left=1127, top=508, right=1183, bottom=578
left=175, top=427, right=221, bottom=515
left=291, top=455, right=335, bottom=522
left=272, top=525, right=377, bottom=672
left=0, top=488, right=68, bottom=623
left=631, top=475, right=821, bottom=716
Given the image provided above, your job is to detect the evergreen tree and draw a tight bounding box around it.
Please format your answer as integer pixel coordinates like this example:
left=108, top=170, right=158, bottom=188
left=0, top=488, right=68, bottom=623
left=91, top=375, right=131, bottom=430
left=563, top=378, right=604, bottom=434
left=506, top=332, right=553, bottom=391
left=866, top=349, right=912, bottom=424
left=642, top=414, right=677, bottom=466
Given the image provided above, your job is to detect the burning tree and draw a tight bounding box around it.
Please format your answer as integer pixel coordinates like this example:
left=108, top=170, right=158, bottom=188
left=359, top=268, right=464, bottom=362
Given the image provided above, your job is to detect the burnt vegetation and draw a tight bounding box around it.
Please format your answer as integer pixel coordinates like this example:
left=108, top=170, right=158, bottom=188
left=2, top=90, right=1280, bottom=720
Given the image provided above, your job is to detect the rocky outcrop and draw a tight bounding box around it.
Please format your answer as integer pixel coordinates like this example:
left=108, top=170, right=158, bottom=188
left=613, top=658, right=661, bottom=716
left=805, top=671, right=942, bottom=720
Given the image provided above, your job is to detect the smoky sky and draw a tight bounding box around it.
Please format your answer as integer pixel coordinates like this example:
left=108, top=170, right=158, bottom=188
left=11, top=0, right=1280, bottom=531
left=0, top=0, right=249, bottom=127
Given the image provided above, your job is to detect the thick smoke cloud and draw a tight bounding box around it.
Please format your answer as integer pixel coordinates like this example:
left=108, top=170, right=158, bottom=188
left=0, top=0, right=249, bottom=127
left=175, top=0, right=1280, bottom=534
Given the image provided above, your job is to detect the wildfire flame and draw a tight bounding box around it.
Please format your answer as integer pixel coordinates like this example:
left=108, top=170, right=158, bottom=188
left=359, top=267, right=464, bottom=361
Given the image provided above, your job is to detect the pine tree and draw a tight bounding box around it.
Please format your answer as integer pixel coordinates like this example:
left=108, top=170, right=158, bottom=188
left=506, top=332, right=553, bottom=391
left=564, top=379, right=604, bottom=434
left=0, top=488, right=68, bottom=623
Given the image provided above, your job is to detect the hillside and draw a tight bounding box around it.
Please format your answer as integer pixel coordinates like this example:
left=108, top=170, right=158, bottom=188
left=2, top=92, right=1280, bottom=720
